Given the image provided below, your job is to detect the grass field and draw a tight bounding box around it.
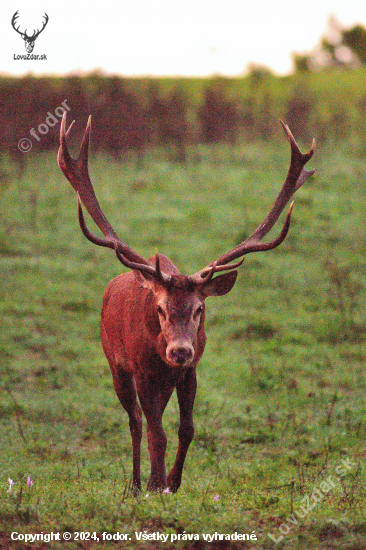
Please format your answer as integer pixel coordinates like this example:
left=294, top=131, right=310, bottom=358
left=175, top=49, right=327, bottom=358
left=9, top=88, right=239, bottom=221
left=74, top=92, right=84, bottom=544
left=0, top=133, right=365, bottom=549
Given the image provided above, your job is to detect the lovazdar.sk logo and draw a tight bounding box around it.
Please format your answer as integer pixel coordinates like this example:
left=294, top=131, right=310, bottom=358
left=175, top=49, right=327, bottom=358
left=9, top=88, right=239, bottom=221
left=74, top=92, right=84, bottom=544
left=11, top=10, right=48, bottom=60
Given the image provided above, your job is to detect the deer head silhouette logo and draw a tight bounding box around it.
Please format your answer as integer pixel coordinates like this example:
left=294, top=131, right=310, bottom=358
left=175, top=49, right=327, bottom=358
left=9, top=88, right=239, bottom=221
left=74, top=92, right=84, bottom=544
left=11, top=11, right=49, bottom=53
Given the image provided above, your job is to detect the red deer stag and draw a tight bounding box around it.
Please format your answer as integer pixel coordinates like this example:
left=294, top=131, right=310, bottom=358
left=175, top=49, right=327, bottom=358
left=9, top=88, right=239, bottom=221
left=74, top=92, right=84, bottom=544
left=58, top=113, right=315, bottom=493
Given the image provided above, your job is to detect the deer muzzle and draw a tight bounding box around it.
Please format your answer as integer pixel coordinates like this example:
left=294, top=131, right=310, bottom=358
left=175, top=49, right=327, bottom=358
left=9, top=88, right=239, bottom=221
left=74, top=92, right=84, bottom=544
left=166, top=342, right=194, bottom=367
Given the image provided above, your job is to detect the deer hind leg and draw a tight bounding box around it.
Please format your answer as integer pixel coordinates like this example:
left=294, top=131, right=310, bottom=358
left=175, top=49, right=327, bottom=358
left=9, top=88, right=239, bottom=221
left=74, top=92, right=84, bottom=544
left=167, top=368, right=197, bottom=493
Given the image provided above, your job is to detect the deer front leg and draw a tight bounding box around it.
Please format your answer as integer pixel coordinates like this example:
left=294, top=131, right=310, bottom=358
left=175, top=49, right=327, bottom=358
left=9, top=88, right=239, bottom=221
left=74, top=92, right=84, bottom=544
left=112, top=372, right=142, bottom=493
left=136, top=374, right=174, bottom=491
left=102, top=324, right=143, bottom=493
left=167, top=367, right=197, bottom=493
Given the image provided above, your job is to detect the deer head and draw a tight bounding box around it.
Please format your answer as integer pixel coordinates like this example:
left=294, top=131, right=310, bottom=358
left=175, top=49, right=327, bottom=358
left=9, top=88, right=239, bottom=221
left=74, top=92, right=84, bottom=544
left=125, top=255, right=239, bottom=367
left=11, top=11, right=49, bottom=53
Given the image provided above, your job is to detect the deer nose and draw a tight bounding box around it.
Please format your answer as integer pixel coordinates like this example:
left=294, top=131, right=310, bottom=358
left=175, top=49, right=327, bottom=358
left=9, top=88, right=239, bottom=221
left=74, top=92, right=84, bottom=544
left=167, top=344, right=194, bottom=366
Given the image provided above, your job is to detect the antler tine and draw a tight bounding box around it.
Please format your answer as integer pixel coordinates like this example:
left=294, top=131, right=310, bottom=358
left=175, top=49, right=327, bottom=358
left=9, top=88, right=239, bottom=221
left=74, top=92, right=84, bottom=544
left=193, top=122, right=315, bottom=277
left=113, top=244, right=171, bottom=283
left=77, top=195, right=171, bottom=283
left=114, top=242, right=155, bottom=276
left=155, top=253, right=172, bottom=285
left=189, top=262, right=217, bottom=285
left=77, top=193, right=110, bottom=248
left=189, top=258, right=244, bottom=283
left=65, top=119, right=75, bottom=138
left=281, top=120, right=315, bottom=166
left=215, top=201, right=295, bottom=265
left=58, top=113, right=151, bottom=267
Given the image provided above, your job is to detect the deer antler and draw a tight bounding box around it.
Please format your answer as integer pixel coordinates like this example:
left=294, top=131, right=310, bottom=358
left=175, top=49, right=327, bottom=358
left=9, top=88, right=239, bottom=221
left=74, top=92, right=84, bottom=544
left=11, top=11, right=49, bottom=40
left=31, top=13, right=49, bottom=40
left=59, top=115, right=314, bottom=286
left=189, top=122, right=315, bottom=282
left=11, top=11, right=25, bottom=38
left=58, top=113, right=171, bottom=283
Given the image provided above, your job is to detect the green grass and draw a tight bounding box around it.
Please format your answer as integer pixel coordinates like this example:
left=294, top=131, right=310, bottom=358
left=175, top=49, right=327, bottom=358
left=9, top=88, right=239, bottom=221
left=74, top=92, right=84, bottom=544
left=0, top=138, right=365, bottom=549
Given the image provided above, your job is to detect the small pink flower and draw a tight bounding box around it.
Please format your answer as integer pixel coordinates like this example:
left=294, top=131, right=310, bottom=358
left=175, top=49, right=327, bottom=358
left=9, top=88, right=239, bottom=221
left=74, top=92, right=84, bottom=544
left=163, top=488, right=171, bottom=494
left=7, top=478, right=14, bottom=493
left=27, top=476, right=33, bottom=488
left=213, top=494, right=220, bottom=501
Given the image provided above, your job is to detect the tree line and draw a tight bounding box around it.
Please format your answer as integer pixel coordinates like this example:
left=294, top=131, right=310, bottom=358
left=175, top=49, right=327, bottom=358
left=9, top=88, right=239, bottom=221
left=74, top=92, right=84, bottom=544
left=2, top=67, right=366, bottom=174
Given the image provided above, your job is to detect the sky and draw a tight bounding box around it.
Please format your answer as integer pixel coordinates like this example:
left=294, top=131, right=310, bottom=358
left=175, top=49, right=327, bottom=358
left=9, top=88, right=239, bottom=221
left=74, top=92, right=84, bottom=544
left=3, top=0, right=366, bottom=77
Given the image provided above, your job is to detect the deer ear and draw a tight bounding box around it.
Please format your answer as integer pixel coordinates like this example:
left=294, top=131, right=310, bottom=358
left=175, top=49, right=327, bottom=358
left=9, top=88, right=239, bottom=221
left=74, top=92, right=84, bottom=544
left=133, top=270, right=157, bottom=291
left=203, top=270, right=238, bottom=297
